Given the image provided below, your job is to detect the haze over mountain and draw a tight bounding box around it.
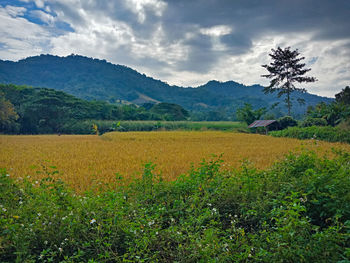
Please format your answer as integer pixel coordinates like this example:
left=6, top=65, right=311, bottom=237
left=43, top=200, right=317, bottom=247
left=0, top=54, right=332, bottom=117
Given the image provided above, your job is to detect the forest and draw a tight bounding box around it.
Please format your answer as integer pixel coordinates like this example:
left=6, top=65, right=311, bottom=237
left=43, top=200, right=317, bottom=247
left=0, top=84, right=189, bottom=134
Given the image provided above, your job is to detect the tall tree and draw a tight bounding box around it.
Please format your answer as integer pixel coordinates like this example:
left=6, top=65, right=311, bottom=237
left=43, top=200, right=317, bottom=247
left=262, top=47, right=317, bottom=116
left=335, top=86, right=350, bottom=105
left=236, top=103, right=266, bottom=125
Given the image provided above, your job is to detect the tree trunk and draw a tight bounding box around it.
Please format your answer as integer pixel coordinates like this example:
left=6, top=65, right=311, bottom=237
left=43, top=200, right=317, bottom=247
left=287, top=91, right=291, bottom=116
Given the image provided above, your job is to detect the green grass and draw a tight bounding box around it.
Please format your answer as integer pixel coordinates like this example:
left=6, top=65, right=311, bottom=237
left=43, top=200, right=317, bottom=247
left=1, top=150, right=350, bottom=262
left=269, top=125, right=350, bottom=144
left=61, top=120, right=248, bottom=134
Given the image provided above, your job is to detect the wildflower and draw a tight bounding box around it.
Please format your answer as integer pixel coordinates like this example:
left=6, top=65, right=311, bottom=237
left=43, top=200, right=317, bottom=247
left=37, top=213, right=41, bottom=217
left=2, top=208, right=6, bottom=212
left=13, top=215, right=20, bottom=219
left=58, top=247, right=63, bottom=253
left=90, top=218, right=96, bottom=224
left=6, top=174, right=10, bottom=177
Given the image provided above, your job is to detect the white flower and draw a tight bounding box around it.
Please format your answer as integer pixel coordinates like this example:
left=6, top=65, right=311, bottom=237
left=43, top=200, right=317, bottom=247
left=90, top=218, right=96, bottom=224
left=58, top=247, right=63, bottom=253
left=6, top=174, right=10, bottom=177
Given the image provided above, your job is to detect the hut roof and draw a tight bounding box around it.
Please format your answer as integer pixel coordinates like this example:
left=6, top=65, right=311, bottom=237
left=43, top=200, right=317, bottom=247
left=248, top=120, right=276, bottom=128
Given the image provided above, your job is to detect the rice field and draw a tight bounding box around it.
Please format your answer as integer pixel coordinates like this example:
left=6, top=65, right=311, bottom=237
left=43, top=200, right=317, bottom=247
left=1, top=131, right=350, bottom=192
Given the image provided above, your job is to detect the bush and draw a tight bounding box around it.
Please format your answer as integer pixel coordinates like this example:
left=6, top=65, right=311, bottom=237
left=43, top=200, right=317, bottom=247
left=301, top=117, right=328, bottom=127
left=1, top=151, right=350, bottom=262
left=270, top=126, right=350, bottom=143
left=277, top=116, right=298, bottom=130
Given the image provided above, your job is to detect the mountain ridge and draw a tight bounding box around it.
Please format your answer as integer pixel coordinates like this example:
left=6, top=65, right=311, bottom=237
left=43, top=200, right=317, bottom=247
left=0, top=54, right=333, bottom=118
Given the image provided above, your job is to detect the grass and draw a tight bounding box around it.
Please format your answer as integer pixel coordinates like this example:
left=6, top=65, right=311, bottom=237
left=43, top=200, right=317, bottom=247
left=1, top=131, right=350, bottom=193
left=60, top=120, right=247, bottom=134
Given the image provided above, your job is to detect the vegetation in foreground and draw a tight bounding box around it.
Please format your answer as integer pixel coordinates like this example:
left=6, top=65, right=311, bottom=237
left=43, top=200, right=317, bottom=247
left=1, top=150, right=350, bottom=262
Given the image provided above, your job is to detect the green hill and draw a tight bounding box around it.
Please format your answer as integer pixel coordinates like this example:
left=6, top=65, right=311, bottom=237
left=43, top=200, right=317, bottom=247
left=0, top=54, right=333, bottom=118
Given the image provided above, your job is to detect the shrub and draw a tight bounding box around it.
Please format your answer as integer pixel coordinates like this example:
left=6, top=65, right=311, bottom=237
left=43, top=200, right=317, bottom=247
left=270, top=126, right=350, bottom=143
left=1, top=151, right=350, bottom=262
left=277, top=116, right=298, bottom=130
left=301, top=117, right=328, bottom=127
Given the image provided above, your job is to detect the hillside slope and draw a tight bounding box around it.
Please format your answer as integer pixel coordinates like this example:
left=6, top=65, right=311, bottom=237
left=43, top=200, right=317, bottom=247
left=0, top=54, right=332, bottom=116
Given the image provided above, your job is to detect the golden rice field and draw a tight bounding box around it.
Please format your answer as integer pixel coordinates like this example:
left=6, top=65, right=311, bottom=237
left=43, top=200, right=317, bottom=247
left=1, top=131, right=350, bottom=192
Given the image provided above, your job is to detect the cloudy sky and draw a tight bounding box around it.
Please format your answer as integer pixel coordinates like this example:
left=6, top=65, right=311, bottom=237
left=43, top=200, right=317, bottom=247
left=0, top=0, right=349, bottom=97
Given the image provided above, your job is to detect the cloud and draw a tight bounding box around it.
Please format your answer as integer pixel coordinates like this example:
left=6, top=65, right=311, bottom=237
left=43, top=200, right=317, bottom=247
left=30, top=9, right=55, bottom=24
left=4, top=5, right=26, bottom=17
left=0, top=5, right=53, bottom=60
left=0, top=0, right=349, bottom=97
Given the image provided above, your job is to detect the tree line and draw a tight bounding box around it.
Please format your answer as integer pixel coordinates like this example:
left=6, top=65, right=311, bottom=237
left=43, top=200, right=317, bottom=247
left=0, top=84, right=189, bottom=134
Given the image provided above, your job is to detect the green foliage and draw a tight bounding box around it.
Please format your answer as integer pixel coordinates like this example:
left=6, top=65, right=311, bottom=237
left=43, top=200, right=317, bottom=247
left=62, top=120, right=246, bottom=134
left=0, top=84, right=190, bottom=134
left=270, top=126, right=350, bottom=143
left=1, top=151, right=350, bottom=262
left=306, top=99, right=350, bottom=127
left=277, top=115, right=298, bottom=129
left=301, top=117, right=328, bottom=127
left=0, top=94, right=19, bottom=133
left=335, top=86, right=350, bottom=105
left=236, top=103, right=267, bottom=125
left=150, top=103, right=189, bottom=121
left=0, top=54, right=332, bottom=118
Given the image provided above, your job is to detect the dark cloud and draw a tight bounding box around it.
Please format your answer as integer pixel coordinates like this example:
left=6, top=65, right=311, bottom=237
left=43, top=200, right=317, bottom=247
left=1, top=0, right=349, bottom=96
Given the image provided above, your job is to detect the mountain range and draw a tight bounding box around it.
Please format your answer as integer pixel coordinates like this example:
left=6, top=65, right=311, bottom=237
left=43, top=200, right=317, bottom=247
left=0, top=54, right=332, bottom=118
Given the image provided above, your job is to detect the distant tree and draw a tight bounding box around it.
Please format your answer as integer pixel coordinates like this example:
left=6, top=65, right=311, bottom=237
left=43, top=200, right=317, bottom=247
left=150, top=103, right=189, bottom=121
left=262, top=47, right=317, bottom=116
left=0, top=95, right=18, bottom=132
left=335, top=86, right=350, bottom=105
left=236, top=103, right=266, bottom=125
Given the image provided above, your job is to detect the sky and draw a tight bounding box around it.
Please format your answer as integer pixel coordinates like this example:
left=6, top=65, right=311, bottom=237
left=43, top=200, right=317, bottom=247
left=0, top=0, right=349, bottom=97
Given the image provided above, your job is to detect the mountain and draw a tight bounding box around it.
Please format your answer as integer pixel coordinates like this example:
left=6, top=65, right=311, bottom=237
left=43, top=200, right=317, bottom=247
left=0, top=54, right=333, bottom=118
